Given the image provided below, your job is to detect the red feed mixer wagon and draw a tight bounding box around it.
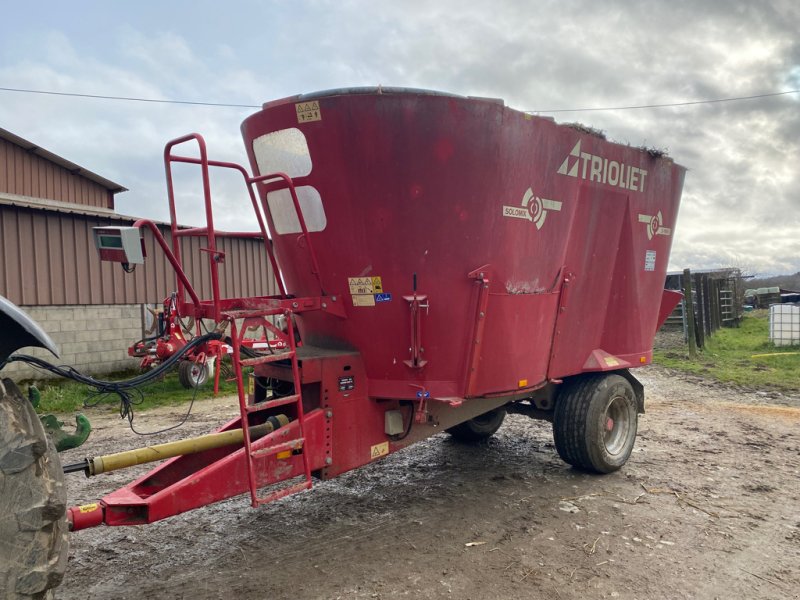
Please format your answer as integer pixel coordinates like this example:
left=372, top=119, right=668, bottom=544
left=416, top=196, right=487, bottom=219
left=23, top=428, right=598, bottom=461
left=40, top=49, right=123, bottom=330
left=61, top=87, right=683, bottom=531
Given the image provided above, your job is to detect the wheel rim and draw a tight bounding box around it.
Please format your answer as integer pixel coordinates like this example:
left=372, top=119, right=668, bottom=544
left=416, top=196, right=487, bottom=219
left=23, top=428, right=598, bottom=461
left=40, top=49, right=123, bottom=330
left=189, top=363, right=206, bottom=386
left=603, top=395, right=631, bottom=455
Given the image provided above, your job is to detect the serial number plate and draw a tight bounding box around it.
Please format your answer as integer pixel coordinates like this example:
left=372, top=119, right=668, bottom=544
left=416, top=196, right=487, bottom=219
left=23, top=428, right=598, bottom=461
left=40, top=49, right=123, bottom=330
left=338, top=376, right=355, bottom=391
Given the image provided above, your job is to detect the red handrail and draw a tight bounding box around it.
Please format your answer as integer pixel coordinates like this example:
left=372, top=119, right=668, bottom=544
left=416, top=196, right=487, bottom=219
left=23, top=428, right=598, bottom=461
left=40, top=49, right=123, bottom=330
left=163, top=134, right=221, bottom=319
left=165, top=149, right=286, bottom=298
left=253, top=172, right=326, bottom=295
left=159, top=132, right=330, bottom=319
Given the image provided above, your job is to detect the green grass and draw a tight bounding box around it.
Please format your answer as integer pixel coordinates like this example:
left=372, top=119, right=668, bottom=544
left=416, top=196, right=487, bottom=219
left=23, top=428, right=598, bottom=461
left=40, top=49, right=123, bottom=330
left=654, top=310, right=800, bottom=391
left=29, top=365, right=243, bottom=415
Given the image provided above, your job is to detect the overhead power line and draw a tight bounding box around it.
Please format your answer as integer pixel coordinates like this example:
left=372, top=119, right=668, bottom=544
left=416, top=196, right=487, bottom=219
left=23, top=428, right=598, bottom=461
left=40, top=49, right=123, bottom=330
left=527, top=89, right=800, bottom=114
left=0, top=86, right=260, bottom=108
left=0, top=85, right=797, bottom=113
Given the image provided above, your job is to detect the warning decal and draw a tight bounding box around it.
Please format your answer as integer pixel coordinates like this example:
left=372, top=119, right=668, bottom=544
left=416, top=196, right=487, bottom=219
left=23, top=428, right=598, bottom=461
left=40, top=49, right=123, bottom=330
left=370, top=441, right=389, bottom=460
left=349, top=277, right=374, bottom=294
left=296, top=101, right=321, bottom=123
left=349, top=276, right=389, bottom=306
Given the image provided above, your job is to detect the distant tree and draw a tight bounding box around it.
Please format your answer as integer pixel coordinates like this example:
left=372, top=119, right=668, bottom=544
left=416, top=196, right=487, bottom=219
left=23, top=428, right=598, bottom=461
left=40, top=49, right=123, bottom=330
left=748, top=272, right=800, bottom=291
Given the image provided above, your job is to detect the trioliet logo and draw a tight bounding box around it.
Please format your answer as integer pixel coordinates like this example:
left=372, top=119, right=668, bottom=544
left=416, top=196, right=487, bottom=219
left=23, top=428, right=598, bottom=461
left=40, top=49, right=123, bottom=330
left=557, top=140, right=648, bottom=192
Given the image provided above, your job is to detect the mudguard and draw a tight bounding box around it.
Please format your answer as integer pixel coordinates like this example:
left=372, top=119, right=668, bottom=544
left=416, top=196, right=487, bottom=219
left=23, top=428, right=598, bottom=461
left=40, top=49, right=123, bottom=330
left=0, top=295, right=59, bottom=366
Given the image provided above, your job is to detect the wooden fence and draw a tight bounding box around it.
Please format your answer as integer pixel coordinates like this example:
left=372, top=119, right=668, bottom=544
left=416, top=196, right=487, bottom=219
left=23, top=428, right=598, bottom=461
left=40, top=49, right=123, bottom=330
left=663, top=268, right=743, bottom=355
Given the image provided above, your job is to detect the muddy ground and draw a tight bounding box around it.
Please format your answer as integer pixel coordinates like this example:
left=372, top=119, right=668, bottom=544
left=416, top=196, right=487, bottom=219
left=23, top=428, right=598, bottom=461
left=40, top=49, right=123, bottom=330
left=57, top=367, right=800, bottom=600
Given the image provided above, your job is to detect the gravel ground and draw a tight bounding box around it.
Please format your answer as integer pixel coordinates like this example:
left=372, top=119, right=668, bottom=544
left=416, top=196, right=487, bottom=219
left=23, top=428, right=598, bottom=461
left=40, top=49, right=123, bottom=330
left=56, top=366, right=800, bottom=600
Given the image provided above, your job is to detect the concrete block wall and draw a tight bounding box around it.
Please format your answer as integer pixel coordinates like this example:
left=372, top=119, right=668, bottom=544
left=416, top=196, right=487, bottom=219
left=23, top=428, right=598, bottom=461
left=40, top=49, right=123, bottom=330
left=3, top=304, right=143, bottom=381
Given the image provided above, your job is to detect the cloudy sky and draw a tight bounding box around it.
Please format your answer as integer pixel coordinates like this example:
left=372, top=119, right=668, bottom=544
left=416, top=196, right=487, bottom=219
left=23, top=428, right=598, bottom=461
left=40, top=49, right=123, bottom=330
left=1, top=0, right=798, bottom=275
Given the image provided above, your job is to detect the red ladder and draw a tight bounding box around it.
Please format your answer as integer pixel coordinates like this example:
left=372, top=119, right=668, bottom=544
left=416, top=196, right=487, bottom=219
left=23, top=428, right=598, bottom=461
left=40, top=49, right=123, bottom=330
left=227, top=309, right=312, bottom=507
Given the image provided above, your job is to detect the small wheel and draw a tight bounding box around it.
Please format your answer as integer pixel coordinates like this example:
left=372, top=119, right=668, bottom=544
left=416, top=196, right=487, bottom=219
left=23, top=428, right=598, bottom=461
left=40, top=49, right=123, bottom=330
left=553, top=374, right=638, bottom=473
left=447, top=408, right=506, bottom=442
left=178, top=360, right=209, bottom=389
left=0, top=378, right=69, bottom=598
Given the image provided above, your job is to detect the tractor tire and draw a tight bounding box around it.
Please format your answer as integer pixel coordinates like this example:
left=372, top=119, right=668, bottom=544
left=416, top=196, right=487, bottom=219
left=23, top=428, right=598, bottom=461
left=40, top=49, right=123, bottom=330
left=447, top=408, right=506, bottom=442
left=178, top=360, right=209, bottom=389
left=0, top=378, right=69, bottom=599
left=553, top=373, right=637, bottom=474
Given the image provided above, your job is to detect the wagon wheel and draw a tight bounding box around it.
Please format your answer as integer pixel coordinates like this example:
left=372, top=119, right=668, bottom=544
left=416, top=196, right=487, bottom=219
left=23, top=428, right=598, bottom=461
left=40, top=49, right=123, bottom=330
left=0, top=378, right=69, bottom=599
left=446, top=408, right=507, bottom=442
left=178, top=360, right=209, bottom=389
left=552, top=373, right=638, bottom=473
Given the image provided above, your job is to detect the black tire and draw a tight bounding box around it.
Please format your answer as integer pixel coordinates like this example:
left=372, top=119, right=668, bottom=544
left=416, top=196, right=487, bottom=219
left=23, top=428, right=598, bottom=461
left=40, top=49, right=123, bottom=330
left=447, top=408, right=506, bottom=442
left=178, top=360, right=208, bottom=389
left=553, top=374, right=638, bottom=473
left=0, top=378, right=69, bottom=599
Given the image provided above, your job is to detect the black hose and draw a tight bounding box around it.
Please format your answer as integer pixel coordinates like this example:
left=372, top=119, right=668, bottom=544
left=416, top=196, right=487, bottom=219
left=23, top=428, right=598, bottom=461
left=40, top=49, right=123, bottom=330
left=4, top=332, right=222, bottom=433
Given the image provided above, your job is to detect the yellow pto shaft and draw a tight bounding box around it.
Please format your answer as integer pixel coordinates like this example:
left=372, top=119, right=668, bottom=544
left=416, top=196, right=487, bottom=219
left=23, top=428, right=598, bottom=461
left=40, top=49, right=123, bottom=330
left=77, top=415, right=290, bottom=476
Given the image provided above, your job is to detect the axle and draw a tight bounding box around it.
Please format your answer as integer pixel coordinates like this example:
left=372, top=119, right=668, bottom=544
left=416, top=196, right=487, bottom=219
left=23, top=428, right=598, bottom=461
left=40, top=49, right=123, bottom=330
left=63, top=414, right=289, bottom=476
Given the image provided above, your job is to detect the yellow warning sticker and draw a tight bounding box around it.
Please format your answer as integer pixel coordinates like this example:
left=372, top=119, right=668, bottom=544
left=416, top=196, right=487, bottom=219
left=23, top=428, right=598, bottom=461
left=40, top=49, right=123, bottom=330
left=296, top=101, right=321, bottom=123
left=248, top=374, right=255, bottom=396
left=371, top=276, right=383, bottom=293
left=352, top=294, right=376, bottom=307
left=348, top=277, right=374, bottom=294
left=370, top=441, right=389, bottom=460
left=604, top=357, right=620, bottom=367
left=79, top=503, right=99, bottom=514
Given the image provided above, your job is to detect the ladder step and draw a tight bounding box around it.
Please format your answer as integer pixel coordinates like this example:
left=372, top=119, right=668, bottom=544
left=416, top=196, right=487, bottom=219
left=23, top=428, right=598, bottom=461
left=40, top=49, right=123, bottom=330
left=240, top=351, right=295, bottom=367
left=245, top=394, right=302, bottom=413
left=250, top=437, right=304, bottom=459
left=254, top=479, right=312, bottom=506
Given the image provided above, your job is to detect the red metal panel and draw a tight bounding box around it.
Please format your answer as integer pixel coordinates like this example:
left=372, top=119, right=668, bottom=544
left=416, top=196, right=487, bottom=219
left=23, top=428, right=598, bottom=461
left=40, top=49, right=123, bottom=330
left=241, top=90, right=685, bottom=398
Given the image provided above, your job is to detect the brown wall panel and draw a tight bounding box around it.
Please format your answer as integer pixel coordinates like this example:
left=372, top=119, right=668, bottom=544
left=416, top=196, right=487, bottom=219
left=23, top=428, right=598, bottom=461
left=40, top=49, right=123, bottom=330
left=0, top=138, right=115, bottom=209
left=0, top=206, right=277, bottom=307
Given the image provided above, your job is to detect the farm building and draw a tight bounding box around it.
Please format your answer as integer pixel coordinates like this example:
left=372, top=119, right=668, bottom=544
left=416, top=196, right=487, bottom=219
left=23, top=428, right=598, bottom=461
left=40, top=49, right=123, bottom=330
left=0, top=127, right=277, bottom=379
left=744, top=286, right=800, bottom=308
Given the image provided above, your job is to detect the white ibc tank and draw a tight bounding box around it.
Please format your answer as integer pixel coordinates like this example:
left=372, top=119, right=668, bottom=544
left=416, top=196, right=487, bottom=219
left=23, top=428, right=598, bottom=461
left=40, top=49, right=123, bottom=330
left=769, top=304, right=800, bottom=346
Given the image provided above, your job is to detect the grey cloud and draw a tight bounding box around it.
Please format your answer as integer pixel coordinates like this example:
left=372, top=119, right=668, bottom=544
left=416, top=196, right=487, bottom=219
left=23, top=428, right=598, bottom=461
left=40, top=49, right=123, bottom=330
left=0, top=1, right=798, bottom=274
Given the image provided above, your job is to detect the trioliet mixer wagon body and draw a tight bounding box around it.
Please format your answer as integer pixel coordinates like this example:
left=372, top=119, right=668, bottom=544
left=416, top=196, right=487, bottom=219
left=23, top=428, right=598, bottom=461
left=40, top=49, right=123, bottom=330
left=0, top=87, right=684, bottom=597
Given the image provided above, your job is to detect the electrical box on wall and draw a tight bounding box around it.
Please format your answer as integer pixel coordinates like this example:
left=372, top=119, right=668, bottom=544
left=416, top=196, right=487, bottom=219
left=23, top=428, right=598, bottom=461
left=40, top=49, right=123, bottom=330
left=93, top=227, right=146, bottom=264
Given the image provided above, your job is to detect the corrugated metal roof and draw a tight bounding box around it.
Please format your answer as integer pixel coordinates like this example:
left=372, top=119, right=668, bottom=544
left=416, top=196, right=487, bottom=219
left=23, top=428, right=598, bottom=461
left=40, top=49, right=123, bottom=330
left=0, top=127, right=127, bottom=193
left=0, top=191, right=125, bottom=219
